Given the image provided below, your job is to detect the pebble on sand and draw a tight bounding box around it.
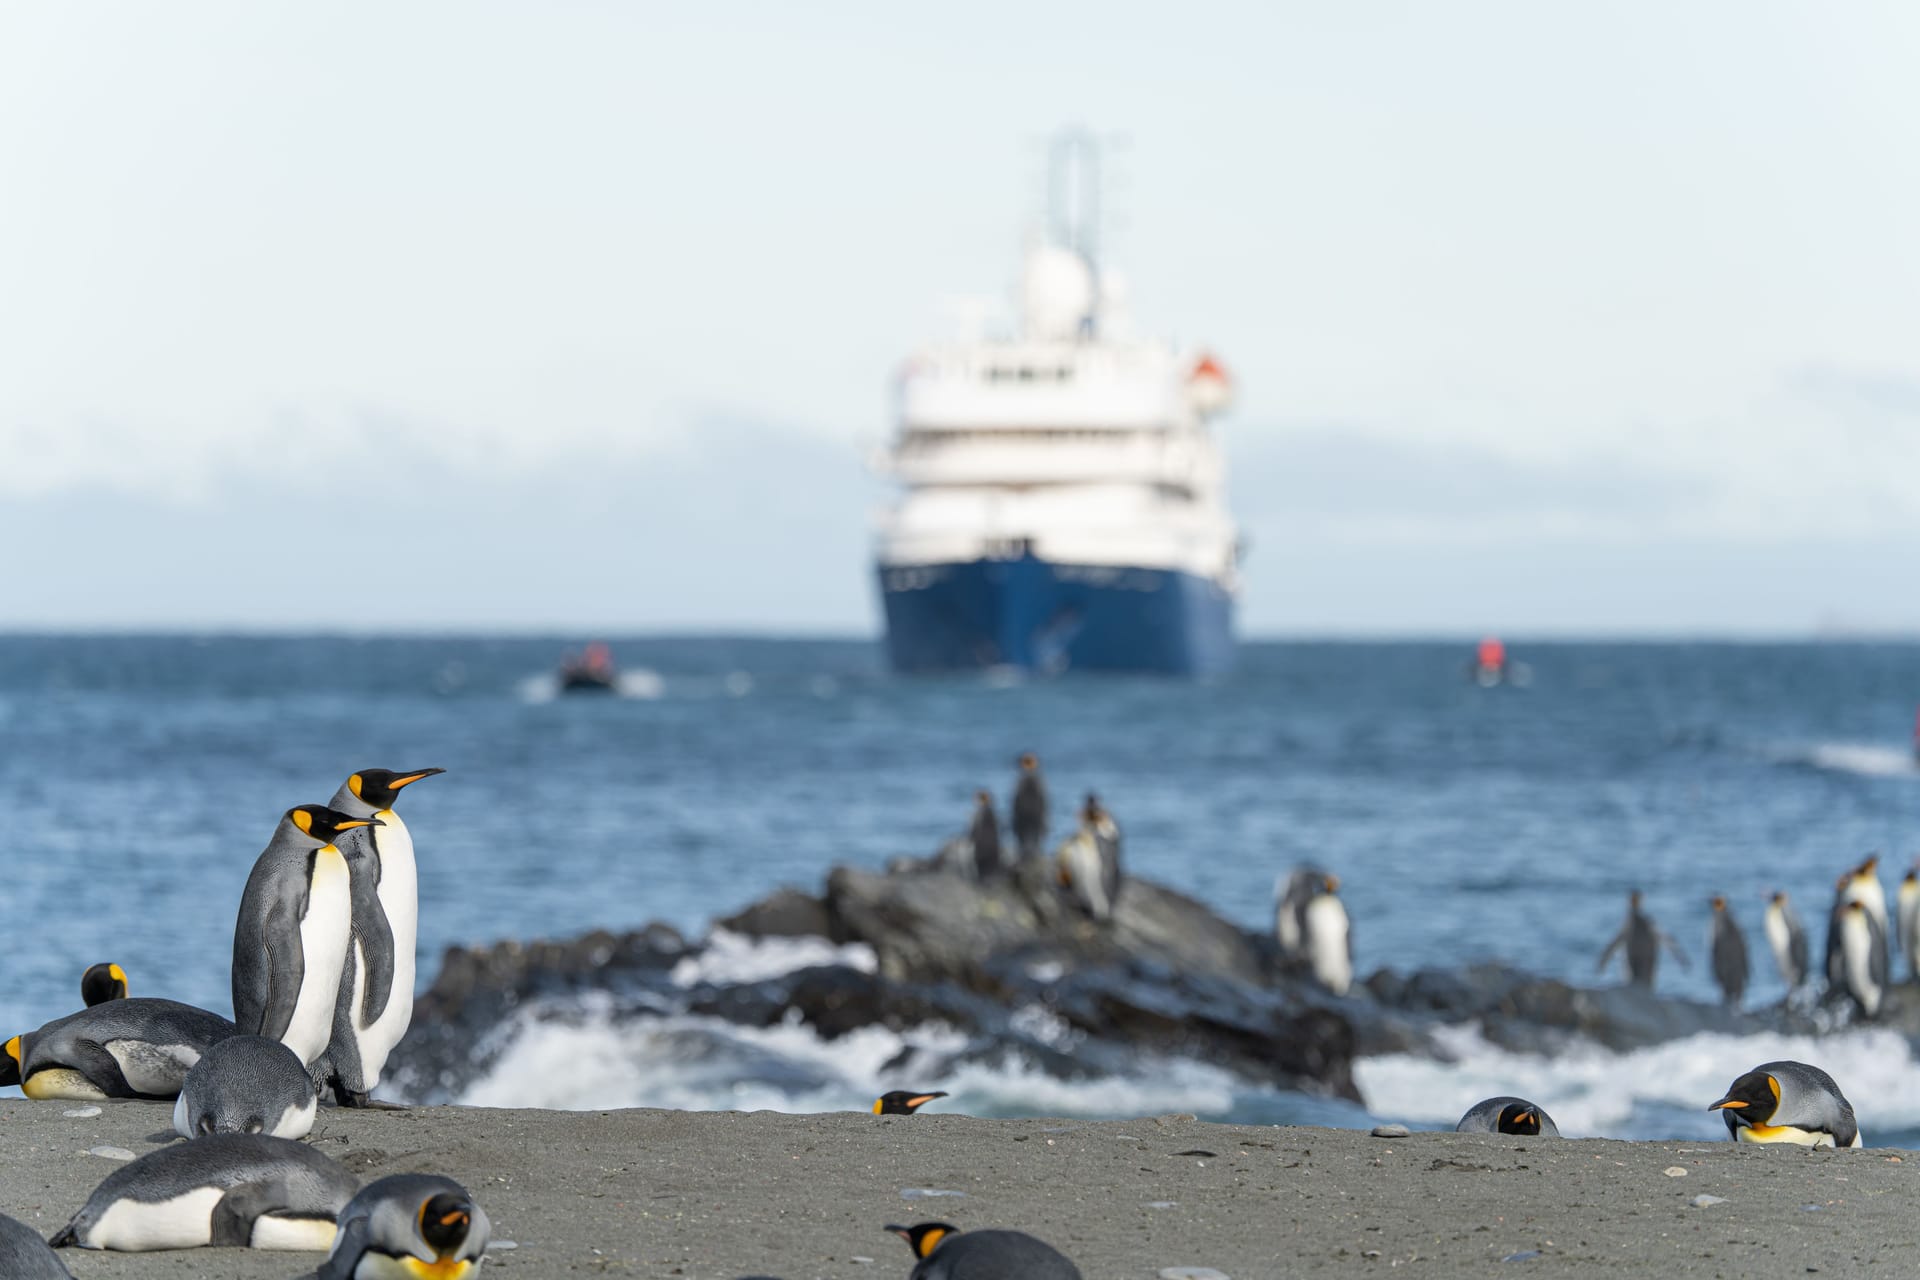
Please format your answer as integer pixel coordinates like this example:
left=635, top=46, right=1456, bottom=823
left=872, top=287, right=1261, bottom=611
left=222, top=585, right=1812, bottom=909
left=1662, top=1166, right=1688, bottom=1177
left=62, top=1107, right=102, bottom=1119
left=87, top=1146, right=135, bottom=1161
left=1690, top=1194, right=1727, bottom=1208
left=1159, top=1269, right=1231, bottom=1280
left=1371, top=1124, right=1411, bottom=1138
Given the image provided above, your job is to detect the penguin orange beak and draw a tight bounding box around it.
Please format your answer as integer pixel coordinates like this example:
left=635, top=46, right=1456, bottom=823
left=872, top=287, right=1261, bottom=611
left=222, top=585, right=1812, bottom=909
left=1708, top=1098, right=1746, bottom=1111
left=390, top=768, right=447, bottom=790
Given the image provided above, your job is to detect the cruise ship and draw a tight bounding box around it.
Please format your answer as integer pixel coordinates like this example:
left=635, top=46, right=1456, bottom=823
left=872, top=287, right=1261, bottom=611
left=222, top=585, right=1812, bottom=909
left=873, top=137, right=1242, bottom=676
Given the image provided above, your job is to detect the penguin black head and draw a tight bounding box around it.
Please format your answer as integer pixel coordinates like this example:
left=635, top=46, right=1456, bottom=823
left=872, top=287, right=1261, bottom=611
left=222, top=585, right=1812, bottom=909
left=1629, top=888, right=1643, bottom=910
left=873, top=1090, right=948, bottom=1115
left=419, top=1191, right=476, bottom=1257
left=1018, top=753, right=1039, bottom=772
left=886, top=1222, right=958, bottom=1259
left=1, top=1035, right=20, bottom=1088
left=1770, top=890, right=1789, bottom=907
left=1082, top=792, right=1102, bottom=822
left=1323, top=872, right=1340, bottom=895
left=1709, top=1068, right=1781, bottom=1128
left=348, top=767, right=447, bottom=810
left=288, top=804, right=382, bottom=844
left=974, top=790, right=992, bottom=808
left=80, top=963, right=128, bottom=1006
left=1710, top=895, right=1727, bottom=913
left=1495, top=1102, right=1544, bottom=1135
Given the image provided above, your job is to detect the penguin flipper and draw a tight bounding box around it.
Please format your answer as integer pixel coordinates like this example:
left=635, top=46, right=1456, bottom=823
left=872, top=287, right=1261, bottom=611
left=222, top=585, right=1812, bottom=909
left=254, top=900, right=308, bottom=1044
left=25, top=1038, right=138, bottom=1099
left=348, top=874, right=396, bottom=1028
left=309, top=1215, right=367, bottom=1280
left=208, top=1179, right=304, bottom=1248
left=1597, top=930, right=1625, bottom=974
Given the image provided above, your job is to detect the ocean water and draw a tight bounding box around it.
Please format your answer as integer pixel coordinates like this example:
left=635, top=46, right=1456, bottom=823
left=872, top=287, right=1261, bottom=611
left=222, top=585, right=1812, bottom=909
left=4, top=636, right=1920, bottom=1140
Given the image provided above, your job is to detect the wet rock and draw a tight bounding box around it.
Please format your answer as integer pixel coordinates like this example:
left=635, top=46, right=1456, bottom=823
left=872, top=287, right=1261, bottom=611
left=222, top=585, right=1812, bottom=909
left=717, top=888, right=831, bottom=940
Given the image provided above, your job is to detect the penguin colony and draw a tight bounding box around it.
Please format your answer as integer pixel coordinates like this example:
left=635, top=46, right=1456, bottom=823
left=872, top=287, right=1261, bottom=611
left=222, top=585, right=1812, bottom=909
left=0, top=766, right=492, bottom=1275
left=0, top=755, right=1902, bottom=1275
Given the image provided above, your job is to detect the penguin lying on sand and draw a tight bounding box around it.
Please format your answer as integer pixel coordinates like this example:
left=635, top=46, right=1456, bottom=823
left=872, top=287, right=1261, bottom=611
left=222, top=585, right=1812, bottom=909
left=1710, top=1060, right=1861, bottom=1148
left=3, top=999, right=235, bottom=1100
left=0, top=1212, right=72, bottom=1279
left=51, top=1134, right=358, bottom=1251
left=874, top=1090, right=948, bottom=1115
left=1456, top=1096, right=1560, bottom=1137
left=174, top=1035, right=317, bottom=1140
left=315, top=1174, right=490, bottom=1280
left=886, top=1222, right=1082, bottom=1280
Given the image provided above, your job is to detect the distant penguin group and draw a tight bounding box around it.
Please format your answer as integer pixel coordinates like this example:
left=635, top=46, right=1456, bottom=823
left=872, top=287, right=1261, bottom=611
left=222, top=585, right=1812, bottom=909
left=938, top=755, right=1129, bottom=923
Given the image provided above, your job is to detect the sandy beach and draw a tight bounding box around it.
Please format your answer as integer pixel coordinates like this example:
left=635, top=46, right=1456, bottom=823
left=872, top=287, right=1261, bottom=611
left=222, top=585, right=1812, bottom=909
left=1, top=1100, right=1910, bottom=1278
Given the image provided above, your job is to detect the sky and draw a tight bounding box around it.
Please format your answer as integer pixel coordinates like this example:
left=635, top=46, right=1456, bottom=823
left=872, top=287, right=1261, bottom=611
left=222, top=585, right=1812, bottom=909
left=3, top=2, right=1918, bottom=635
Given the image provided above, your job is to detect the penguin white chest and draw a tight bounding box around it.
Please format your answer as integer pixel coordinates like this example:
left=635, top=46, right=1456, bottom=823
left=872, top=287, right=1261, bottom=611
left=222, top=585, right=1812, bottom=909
left=1305, top=896, right=1352, bottom=996
left=1763, top=909, right=1790, bottom=967
left=1840, top=913, right=1883, bottom=1017
left=284, top=847, right=353, bottom=1065
left=357, top=813, right=421, bottom=1086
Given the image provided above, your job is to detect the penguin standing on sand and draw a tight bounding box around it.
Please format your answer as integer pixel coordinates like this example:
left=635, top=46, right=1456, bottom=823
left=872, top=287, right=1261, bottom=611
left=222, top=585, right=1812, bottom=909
left=317, top=767, right=443, bottom=1106
left=1899, top=866, right=1920, bottom=981
left=80, top=963, right=128, bottom=1007
left=174, top=1036, right=318, bottom=1140
left=1011, top=753, right=1047, bottom=862
left=1597, top=890, right=1688, bottom=989
left=1456, top=1096, right=1560, bottom=1137
left=232, top=805, right=377, bottom=1071
left=1838, top=901, right=1887, bottom=1018
left=1710, top=1060, right=1861, bottom=1148
left=316, top=1174, right=490, bottom=1280
left=1709, top=896, right=1750, bottom=1008
left=1765, top=891, right=1810, bottom=993
left=886, top=1222, right=1083, bottom=1280
left=4, top=999, right=235, bottom=1101
left=50, top=1134, right=358, bottom=1252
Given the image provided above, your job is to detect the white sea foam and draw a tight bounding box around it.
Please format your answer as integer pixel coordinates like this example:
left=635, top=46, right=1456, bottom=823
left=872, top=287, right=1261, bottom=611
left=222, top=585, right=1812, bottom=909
left=1357, top=1024, right=1920, bottom=1140
left=669, top=930, right=877, bottom=987
left=1796, top=742, right=1916, bottom=780
left=453, top=1002, right=1241, bottom=1119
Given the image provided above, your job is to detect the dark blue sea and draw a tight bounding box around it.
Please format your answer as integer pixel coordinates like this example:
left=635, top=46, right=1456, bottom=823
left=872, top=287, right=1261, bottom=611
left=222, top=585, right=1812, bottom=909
left=6, top=636, right=1920, bottom=1140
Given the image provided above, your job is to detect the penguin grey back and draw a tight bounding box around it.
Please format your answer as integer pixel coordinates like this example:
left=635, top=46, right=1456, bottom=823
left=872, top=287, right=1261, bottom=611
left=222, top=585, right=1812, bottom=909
left=17, top=999, right=235, bottom=1100
left=1456, top=1096, right=1560, bottom=1137
left=51, top=1134, right=358, bottom=1251
left=1012, top=753, right=1047, bottom=861
left=890, top=1223, right=1082, bottom=1280
left=967, top=792, right=1003, bottom=880
left=174, top=1035, right=317, bottom=1140
left=1709, top=897, right=1749, bottom=1007
left=1711, top=1059, right=1859, bottom=1148
left=316, top=1174, right=489, bottom=1280
left=0, top=1213, right=73, bottom=1279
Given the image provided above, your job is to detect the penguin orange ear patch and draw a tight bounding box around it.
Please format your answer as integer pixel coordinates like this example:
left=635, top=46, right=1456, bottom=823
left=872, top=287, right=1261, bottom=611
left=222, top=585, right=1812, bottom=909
left=291, top=809, right=314, bottom=834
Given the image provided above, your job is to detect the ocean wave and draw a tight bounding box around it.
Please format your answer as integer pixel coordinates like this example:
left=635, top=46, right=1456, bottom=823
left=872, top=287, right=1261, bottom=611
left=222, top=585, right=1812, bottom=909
left=1786, top=741, right=1917, bottom=780
left=1357, top=1024, right=1920, bottom=1143
left=669, top=930, right=877, bottom=988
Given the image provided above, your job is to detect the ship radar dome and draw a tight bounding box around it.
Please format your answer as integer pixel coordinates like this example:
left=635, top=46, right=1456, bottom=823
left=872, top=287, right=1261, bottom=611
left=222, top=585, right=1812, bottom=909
left=1021, top=243, right=1096, bottom=341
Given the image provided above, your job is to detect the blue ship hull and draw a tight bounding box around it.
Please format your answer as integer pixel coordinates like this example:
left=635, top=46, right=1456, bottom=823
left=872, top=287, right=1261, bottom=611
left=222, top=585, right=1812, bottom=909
left=878, top=555, right=1234, bottom=676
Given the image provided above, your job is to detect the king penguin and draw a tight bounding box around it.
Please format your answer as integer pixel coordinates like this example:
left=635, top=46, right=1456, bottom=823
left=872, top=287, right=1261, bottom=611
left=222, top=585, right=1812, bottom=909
left=1055, top=795, right=1121, bottom=922
left=1709, top=1060, right=1861, bottom=1148
left=1456, top=1096, right=1560, bottom=1137
left=1900, top=866, right=1920, bottom=982
left=50, top=1134, right=358, bottom=1252
left=315, top=1174, right=490, bottom=1280
left=885, top=1222, right=1083, bottom=1280
left=1597, top=890, right=1688, bottom=989
left=1011, top=753, right=1047, bottom=862
left=1838, top=900, right=1886, bottom=1018
left=1302, top=876, right=1353, bottom=996
left=874, top=1090, right=948, bottom=1115
left=1764, top=891, right=1809, bottom=993
left=1827, top=858, right=1891, bottom=989
left=231, top=804, right=378, bottom=1071
left=0, top=1212, right=74, bottom=1279
left=1708, top=896, right=1749, bottom=1008
left=4, top=999, right=235, bottom=1101
left=316, top=767, right=443, bottom=1107
left=174, top=1035, right=317, bottom=1140
left=966, top=790, right=1003, bottom=881
left=80, top=963, right=128, bottom=1007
